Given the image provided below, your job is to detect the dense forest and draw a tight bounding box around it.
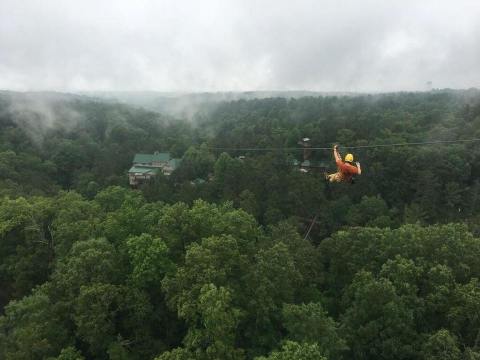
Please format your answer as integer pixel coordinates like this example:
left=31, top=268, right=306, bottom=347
left=1, top=89, right=480, bottom=359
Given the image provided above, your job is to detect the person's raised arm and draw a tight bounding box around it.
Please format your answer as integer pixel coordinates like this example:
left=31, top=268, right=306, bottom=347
left=334, top=145, right=342, bottom=163
left=356, top=161, right=362, bottom=175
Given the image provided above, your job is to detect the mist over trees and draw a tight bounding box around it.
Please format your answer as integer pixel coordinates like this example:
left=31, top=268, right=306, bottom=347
left=1, top=89, right=480, bottom=359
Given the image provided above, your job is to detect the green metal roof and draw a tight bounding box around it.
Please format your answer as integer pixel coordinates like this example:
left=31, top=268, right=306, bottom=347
left=168, top=158, right=181, bottom=169
left=133, top=152, right=170, bottom=164
left=128, top=166, right=160, bottom=175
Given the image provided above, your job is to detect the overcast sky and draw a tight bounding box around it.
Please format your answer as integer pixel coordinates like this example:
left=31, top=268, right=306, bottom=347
left=1, top=0, right=479, bottom=92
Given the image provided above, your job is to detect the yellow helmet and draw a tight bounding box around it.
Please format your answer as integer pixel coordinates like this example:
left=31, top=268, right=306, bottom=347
left=345, top=153, right=354, bottom=162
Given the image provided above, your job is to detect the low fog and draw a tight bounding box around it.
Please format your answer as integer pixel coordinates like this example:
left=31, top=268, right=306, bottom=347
left=0, top=0, right=479, bottom=92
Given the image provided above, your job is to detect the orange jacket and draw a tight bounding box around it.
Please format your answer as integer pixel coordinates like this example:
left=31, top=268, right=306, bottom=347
left=336, top=159, right=359, bottom=178
left=334, top=147, right=359, bottom=181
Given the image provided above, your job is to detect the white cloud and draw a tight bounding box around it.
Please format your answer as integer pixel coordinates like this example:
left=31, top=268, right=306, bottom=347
left=0, top=0, right=479, bottom=91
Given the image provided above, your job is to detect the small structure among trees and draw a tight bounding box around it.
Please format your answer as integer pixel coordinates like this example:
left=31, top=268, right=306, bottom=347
left=128, top=151, right=180, bottom=186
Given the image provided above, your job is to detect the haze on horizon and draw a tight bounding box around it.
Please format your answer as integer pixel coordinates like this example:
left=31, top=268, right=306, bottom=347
left=1, top=0, right=479, bottom=93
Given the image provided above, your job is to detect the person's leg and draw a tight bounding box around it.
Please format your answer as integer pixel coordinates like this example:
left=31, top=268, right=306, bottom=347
left=327, top=172, right=343, bottom=182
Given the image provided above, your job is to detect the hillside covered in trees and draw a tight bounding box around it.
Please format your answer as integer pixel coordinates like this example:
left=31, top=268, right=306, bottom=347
left=1, top=90, right=480, bottom=359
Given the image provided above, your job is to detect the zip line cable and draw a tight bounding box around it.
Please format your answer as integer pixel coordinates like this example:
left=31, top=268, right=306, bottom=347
left=210, top=138, right=480, bottom=152
left=303, top=214, right=318, bottom=241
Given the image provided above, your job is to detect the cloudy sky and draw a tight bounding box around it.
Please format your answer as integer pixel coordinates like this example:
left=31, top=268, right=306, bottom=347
left=1, top=0, right=479, bottom=92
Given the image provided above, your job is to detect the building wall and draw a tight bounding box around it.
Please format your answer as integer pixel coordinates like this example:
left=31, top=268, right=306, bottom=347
left=129, top=173, right=154, bottom=186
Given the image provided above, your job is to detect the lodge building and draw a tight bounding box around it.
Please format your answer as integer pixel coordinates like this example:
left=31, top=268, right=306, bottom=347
left=128, top=151, right=181, bottom=186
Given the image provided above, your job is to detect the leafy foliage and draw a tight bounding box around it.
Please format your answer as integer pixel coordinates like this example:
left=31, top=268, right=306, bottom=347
left=1, top=90, right=480, bottom=359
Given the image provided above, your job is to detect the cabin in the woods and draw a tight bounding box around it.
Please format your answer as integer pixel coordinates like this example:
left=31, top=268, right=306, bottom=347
left=128, top=151, right=181, bottom=186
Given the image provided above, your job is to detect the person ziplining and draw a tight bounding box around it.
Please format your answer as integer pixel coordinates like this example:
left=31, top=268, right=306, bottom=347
left=210, top=137, right=480, bottom=185
left=325, top=144, right=361, bottom=183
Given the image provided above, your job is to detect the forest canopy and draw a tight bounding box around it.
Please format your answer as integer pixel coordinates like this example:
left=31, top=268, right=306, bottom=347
left=1, top=89, right=480, bottom=359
